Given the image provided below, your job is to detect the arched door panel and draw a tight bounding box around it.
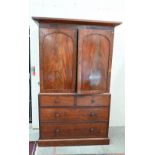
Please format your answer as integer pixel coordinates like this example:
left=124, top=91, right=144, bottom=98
left=78, top=29, right=113, bottom=93
left=40, top=28, right=77, bottom=93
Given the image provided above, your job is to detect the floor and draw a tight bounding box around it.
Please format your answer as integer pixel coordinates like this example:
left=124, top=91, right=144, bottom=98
left=29, top=125, right=125, bottom=155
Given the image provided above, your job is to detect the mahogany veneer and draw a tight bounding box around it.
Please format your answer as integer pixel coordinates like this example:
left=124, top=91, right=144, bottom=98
left=33, top=17, right=121, bottom=146
left=40, top=122, right=108, bottom=139
left=40, top=107, right=109, bottom=122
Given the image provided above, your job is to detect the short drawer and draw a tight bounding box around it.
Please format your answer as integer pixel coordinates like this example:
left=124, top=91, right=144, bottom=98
left=39, top=95, right=74, bottom=106
left=77, top=94, right=110, bottom=106
left=40, top=122, right=108, bottom=139
left=40, top=107, right=109, bottom=122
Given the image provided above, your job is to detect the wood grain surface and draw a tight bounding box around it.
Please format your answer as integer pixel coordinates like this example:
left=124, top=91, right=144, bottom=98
left=40, top=122, right=108, bottom=139
left=39, top=28, right=77, bottom=93
left=78, top=29, right=113, bottom=93
left=40, top=107, right=109, bottom=122
left=34, top=18, right=121, bottom=146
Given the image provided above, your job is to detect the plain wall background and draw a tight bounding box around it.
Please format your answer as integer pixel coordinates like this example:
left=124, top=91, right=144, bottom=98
left=29, top=0, right=125, bottom=128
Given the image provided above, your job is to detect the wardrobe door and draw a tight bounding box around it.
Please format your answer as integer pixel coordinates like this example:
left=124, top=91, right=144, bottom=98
left=78, top=29, right=113, bottom=94
left=39, top=28, right=77, bottom=93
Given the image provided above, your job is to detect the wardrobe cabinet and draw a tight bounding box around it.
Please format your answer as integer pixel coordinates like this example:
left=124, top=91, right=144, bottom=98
left=33, top=17, right=121, bottom=146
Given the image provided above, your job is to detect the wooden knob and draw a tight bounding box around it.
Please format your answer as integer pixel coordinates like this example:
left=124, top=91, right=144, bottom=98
left=55, top=129, right=60, bottom=133
left=54, top=100, right=60, bottom=104
left=91, top=99, right=95, bottom=104
left=55, top=112, right=60, bottom=117
left=90, top=112, right=96, bottom=117
left=89, top=127, right=95, bottom=133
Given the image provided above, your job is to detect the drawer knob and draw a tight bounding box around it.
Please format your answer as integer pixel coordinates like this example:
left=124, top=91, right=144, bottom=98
left=55, top=128, right=60, bottom=134
left=55, top=112, right=60, bottom=117
left=89, top=127, right=95, bottom=133
left=54, top=100, right=60, bottom=104
left=89, top=112, right=96, bottom=117
left=91, top=99, right=95, bottom=104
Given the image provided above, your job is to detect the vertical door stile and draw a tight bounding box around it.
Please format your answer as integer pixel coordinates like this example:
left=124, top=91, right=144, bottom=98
left=77, top=28, right=81, bottom=93
left=74, top=28, right=78, bottom=106
left=75, top=28, right=78, bottom=93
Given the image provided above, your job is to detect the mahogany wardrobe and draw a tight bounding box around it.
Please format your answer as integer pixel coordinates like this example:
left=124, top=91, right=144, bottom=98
left=33, top=17, right=121, bottom=146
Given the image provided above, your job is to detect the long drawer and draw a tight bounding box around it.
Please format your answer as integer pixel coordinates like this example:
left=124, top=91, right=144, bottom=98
left=40, top=122, right=108, bottom=139
left=77, top=94, right=110, bottom=106
left=40, top=107, right=109, bottom=122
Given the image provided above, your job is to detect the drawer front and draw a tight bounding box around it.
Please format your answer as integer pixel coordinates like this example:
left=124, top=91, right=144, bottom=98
left=77, top=94, right=110, bottom=106
left=40, top=123, right=108, bottom=139
left=40, top=107, right=109, bottom=122
left=39, top=95, right=74, bottom=106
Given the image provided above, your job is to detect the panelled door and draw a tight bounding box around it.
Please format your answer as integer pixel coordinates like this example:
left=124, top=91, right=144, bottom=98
left=39, top=28, right=77, bottom=93
left=39, top=27, right=113, bottom=94
left=77, top=29, right=113, bottom=94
